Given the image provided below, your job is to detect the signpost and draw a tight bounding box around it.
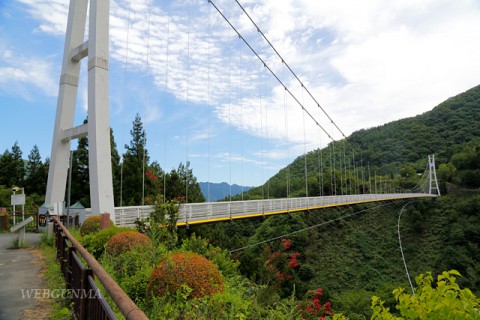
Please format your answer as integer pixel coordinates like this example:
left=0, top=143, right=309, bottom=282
left=11, top=187, right=26, bottom=225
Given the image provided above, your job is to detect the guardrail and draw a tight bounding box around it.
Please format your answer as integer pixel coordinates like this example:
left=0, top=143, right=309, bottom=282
left=111, top=193, right=437, bottom=227
left=52, top=216, right=148, bottom=320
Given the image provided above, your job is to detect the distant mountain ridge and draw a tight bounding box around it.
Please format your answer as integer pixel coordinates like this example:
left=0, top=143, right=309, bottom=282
left=199, top=182, right=254, bottom=202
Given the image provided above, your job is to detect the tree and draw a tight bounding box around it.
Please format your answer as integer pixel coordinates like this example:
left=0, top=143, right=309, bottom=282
left=437, top=163, right=456, bottom=182
left=122, top=114, right=149, bottom=205
left=71, top=132, right=90, bottom=206
left=25, top=145, right=47, bottom=195
left=163, top=162, right=205, bottom=203
left=110, top=128, right=121, bottom=206
left=11, top=142, right=25, bottom=188
left=0, top=149, right=13, bottom=187
left=70, top=119, right=121, bottom=207
left=371, top=270, right=480, bottom=319
left=0, top=142, right=25, bottom=188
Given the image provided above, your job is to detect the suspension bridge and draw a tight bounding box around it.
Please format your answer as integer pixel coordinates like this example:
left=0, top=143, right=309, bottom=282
left=45, top=0, right=440, bottom=228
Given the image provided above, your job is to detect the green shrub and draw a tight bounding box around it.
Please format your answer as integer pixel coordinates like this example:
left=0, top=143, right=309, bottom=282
left=148, top=252, right=224, bottom=299
left=82, top=226, right=130, bottom=259
left=371, top=270, right=480, bottom=319
left=180, top=234, right=239, bottom=277
left=106, top=231, right=152, bottom=255
left=79, top=216, right=113, bottom=236
left=101, top=248, right=157, bottom=305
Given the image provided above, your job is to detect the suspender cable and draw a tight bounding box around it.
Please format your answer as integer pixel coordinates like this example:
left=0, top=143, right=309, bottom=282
left=302, top=86, right=308, bottom=197
left=120, top=0, right=132, bottom=207
left=283, top=64, right=290, bottom=198
left=317, top=128, right=323, bottom=197
left=142, top=3, right=152, bottom=206
left=163, top=16, right=170, bottom=202
left=207, top=3, right=212, bottom=203
left=239, top=45, right=244, bottom=200
left=185, top=0, right=191, bottom=203
left=230, top=0, right=347, bottom=140
left=264, top=65, right=270, bottom=199
left=208, top=0, right=334, bottom=143
left=227, top=3, right=232, bottom=202
left=259, top=60, right=264, bottom=199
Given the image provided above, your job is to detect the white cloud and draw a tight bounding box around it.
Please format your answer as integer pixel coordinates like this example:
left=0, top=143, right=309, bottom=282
left=17, top=0, right=68, bottom=36
left=16, top=0, right=480, bottom=157
left=0, top=50, right=57, bottom=99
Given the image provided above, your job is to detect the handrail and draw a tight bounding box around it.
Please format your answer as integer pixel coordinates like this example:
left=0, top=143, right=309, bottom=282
left=110, top=193, right=437, bottom=227
left=53, top=216, right=148, bottom=320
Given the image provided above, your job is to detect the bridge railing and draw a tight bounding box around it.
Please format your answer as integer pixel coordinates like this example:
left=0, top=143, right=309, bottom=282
left=110, top=193, right=435, bottom=228
left=52, top=216, right=148, bottom=320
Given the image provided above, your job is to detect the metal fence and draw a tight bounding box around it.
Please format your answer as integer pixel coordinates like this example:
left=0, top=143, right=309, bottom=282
left=53, top=217, right=148, bottom=320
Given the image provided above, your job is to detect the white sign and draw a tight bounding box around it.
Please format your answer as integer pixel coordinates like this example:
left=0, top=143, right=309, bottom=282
left=11, top=194, right=25, bottom=206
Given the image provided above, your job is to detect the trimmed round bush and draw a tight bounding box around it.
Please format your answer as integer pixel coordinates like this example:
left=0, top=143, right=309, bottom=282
left=80, top=216, right=113, bottom=236
left=148, top=252, right=224, bottom=299
left=106, top=231, right=152, bottom=254
left=82, top=226, right=129, bottom=259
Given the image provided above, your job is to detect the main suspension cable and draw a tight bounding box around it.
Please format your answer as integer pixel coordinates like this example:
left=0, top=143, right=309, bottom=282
left=208, top=0, right=335, bottom=142
left=231, top=0, right=347, bottom=140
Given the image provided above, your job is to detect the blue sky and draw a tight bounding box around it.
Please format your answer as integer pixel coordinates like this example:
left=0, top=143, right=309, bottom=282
left=1, top=0, right=480, bottom=187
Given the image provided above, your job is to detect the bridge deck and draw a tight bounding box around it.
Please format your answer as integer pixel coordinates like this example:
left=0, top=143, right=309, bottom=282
left=111, top=193, right=437, bottom=227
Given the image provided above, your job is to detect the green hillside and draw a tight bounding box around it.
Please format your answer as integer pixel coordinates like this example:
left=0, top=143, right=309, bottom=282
left=237, top=84, right=480, bottom=200
left=185, top=84, right=480, bottom=318
left=349, top=84, right=480, bottom=166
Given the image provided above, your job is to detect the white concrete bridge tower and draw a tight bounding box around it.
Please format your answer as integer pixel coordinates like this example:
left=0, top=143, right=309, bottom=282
left=45, top=0, right=115, bottom=220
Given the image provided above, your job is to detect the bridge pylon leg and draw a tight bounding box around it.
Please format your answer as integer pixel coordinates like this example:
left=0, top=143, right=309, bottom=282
left=45, top=0, right=115, bottom=221
left=428, top=155, right=440, bottom=196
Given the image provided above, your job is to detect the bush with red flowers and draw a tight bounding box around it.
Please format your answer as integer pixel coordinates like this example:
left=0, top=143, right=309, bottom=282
left=148, top=252, right=224, bottom=299
left=299, top=287, right=334, bottom=319
left=106, top=231, right=152, bottom=254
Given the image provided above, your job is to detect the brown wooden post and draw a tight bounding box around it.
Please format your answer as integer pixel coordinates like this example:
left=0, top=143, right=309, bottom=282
left=0, top=208, right=7, bottom=231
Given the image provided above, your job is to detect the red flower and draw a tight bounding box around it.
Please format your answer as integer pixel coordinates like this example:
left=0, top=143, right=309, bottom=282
left=314, top=287, right=323, bottom=297
left=324, top=301, right=332, bottom=312
left=289, top=252, right=301, bottom=268
left=281, top=238, right=291, bottom=250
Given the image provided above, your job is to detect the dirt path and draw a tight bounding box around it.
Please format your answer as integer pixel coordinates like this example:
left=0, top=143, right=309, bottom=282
left=0, top=233, right=51, bottom=320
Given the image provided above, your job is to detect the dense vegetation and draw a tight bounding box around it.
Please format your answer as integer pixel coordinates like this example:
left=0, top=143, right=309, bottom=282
left=182, top=85, right=480, bottom=318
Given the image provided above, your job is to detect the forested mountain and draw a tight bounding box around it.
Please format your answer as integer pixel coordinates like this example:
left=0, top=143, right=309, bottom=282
left=349, top=84, right=480, bottom=166
left=183, top=84, right=480, bottom=318
left=199, top=182, right=253, bottom=202
left=238, top=84, right=480, bottom=200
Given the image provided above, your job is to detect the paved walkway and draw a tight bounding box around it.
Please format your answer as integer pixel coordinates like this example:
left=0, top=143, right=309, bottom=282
left=0, top=233, right=50, bottom=320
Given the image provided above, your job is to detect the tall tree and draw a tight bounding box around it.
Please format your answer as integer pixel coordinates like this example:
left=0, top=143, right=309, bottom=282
left=164, top=162, right=205, bottom=203
left=122, top=114, right=149, bottom=205
left=25, top=145, right=47, bottom=195
left=71, top=134, right=90, bottom=206
left=110, top=128, right=121, bottom=206
left=10, top=142, right=25, bottom=188
left=70, top=119, right=121, bottom=207
left=0, top=149, right=13, bottom=187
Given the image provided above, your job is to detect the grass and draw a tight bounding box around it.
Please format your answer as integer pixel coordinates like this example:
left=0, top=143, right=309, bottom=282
left=39, top=233, right=74, bottom=320
left=10, top=236, right=29, bottom=249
